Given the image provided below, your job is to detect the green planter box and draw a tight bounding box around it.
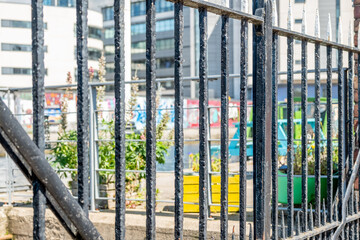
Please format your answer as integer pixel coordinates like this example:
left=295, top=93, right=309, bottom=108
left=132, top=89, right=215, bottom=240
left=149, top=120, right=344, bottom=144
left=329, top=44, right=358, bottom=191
left=278, top=171, right=338, bottom=204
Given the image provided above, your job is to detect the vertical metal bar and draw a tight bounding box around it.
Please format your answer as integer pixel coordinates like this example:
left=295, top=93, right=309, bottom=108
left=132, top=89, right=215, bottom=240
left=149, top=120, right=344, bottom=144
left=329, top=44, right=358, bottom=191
left=253, top=1, right=273, bottom=239
left=220, top=14, right=229, bottom=240
left=174, top=1, right=184, bottom=239
left=32, top=0, right=46, bottom=238
left=89, top=87, right=96, bottom=211
left=114, top=0, right=126, bottom=238
left=198, top=7, right=208, bottom=240
left=239, top=17, right=248, bottom=240
left=338, top=49, right=345, bottom=224
left=146, top=0, right=157, bottom=238
left=301, top=36, right=308, bottom=233
left=344, top=68, right=350, bottom=239
left=358, top=48, right=360, bottom=226
left=271, top=32, right=278, bottom=240
left=324, top=46, right=334, bottom=226
left=76, top=0, right=90, bottom=216
left=348, top=51, right=354, bottom=239
left=315, top=44, right=324, bottom=227
left=286, top=27, right=294, bottom=240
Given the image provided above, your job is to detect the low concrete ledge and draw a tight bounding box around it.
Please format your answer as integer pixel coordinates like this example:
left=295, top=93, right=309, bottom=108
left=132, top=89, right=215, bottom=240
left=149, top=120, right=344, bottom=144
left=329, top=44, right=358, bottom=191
left=5, top=207, right=241, bottom=239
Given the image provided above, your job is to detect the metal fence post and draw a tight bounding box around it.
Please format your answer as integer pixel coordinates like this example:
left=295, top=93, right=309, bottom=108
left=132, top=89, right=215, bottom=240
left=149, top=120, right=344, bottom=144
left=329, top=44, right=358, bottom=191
left=252, top=0, right=273, bottom=239
left=76, top=0, right=90, bottom=216
left=31, top=0, right=46, bottom=238
left=89, top=86, right=96, bottom=211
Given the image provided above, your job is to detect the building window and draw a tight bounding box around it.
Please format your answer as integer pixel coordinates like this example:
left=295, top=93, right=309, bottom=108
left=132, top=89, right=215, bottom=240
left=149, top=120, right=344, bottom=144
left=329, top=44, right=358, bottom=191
left=131, top=39, right=174, bottom=54
left=104, top=27, right=115, bottom=39
left=2, top=20, right=47, bottom=29
left=102, top=7, right=114, bottom=21
left=156, top=19, right=174, bottom=32
left=131, top=0, right=174, bottom=17
left=104, top=45, right=115, bottom=56
left=2, top=67, right=32, bottom=75
left=295, top=40, right=301, bottom=44
left=157, top=58, right=174, bottom=69
left=131, top=19, right=174, bottom=36
left=58, top=0, right=75, bottom=7
left=294, top=19, right=302, bottom=24
left=88, top=48, right=102, bottom=61
left=105, top=63, right=115, bottom=74
left=131, top=58, right=174, bottom=70
left=2, top=43, right=48, bottom=52
left=43, top=0, right=55, bottom=6
left=131, top=1, right=146, bottom=17
left=294, top=0, right=305, bottom=3
left=89, top=26, right=102, bottom=40
left=295, top=60, right=301, bottom=65
left=156, top=0, right=173, bottom=13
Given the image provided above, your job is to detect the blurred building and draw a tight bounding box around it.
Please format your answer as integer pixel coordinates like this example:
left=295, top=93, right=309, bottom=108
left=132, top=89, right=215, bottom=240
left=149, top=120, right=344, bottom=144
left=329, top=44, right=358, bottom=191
left=0, top=0, right=103, bottom=88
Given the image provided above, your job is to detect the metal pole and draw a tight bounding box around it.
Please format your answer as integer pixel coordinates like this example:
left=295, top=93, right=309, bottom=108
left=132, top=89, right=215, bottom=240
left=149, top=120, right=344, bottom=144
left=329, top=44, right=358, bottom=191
left=89, top=87, right=96, bottom=212
left=146, top=0, right=157, bottom=238
left=114, top=0, right=127, bottom=238
left=252, top=0, right=273, bottom=239
left=76, top=0, right=90, bottom=216
left=220, top=14, right=230, bottom=240
left=31, top=0, right=46, bottom=238
left=198, top=7, right=209, bottom=240
left=174, top=1, right=184, bottom=239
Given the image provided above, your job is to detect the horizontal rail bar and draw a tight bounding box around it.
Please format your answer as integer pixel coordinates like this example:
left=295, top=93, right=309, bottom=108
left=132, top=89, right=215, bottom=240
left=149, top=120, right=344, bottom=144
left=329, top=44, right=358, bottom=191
left=166, top=0, right=263, bottom=24
left=273, top=27, right=360, bottom=52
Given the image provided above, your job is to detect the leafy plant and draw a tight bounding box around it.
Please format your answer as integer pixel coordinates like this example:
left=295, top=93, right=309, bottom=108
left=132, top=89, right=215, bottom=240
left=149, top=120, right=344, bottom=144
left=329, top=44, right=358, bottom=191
left=189, top=152, right=221, bottom=173
left=52, top=130, right=78, bottom=179
left=279, top=142, right=339, bottom=176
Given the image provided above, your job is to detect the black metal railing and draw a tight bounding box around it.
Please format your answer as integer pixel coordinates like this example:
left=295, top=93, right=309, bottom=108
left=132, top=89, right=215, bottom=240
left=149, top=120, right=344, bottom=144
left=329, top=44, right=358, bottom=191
left=1, top=0, right=360, bottom=239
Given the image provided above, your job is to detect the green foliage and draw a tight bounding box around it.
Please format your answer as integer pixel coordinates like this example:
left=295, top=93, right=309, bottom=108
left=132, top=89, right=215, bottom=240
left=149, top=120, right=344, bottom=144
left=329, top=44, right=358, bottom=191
left=189, top=152, right=221, bottom=173
left=283, top=143, right=339, bottom=176
left=51, top=130, right=78, bottom=179
left=97, top=119, right=171, bottom=186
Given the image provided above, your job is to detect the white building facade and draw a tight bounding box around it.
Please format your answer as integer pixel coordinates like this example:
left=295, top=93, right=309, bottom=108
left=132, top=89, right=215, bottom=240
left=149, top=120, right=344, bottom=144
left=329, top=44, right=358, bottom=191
left=0, top=1, right=103, bottom=88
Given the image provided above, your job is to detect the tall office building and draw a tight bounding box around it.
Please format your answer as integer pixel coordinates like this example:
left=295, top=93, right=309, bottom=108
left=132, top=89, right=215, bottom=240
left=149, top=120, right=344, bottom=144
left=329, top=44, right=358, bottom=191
left=101, top=0, right=354, bottom=100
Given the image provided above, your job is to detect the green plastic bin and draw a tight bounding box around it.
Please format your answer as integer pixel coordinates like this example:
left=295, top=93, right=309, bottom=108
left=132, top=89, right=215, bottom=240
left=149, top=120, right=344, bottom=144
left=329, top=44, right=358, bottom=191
left=278, top=171, right=338, bottom=204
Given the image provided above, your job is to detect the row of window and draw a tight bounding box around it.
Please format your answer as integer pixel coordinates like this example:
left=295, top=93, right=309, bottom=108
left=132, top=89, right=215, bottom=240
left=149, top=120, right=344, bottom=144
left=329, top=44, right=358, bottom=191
left=1, top=43, right=48, bottom=52
left=131, top=58, right=174, bottom=71
left=43, top=0, right=75, bottom=7
left=2, top=67, right=48, bottom=75
left=131, top=18, right=174, bottom=36
left=2, top=20, right=101, bottom=41
left=1, top=20, right=47, bottom=29
left=105, top=58, right=174, bottom=74
left=102, top=0, right=174, bottom=21
left=132, top=38, right=174, bottom=54
left=104, top=38, right=174, bottom=56
left=104, top=19, right=174, bottom=39
left=131, top=0, right=173, bottom=17
left=74, top=47, right=102, bottom=61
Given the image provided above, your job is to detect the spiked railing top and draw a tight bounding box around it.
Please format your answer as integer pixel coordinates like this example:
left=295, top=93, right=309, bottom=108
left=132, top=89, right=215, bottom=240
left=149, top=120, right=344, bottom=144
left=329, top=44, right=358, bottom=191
left=327, top=14, right=332, bottom=41
left=338, top=16, right=342, bottom=44
left=240, top=0, right=248, bottom=13
left=301, top=6, right=306, bottom=34
left=315, top=9, right=320, bottom=38
left=272, top=0, right=277, bottom=27
left=348, top=21, right=353, bottom=47
left=287, top=0, right=292, bottom=30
